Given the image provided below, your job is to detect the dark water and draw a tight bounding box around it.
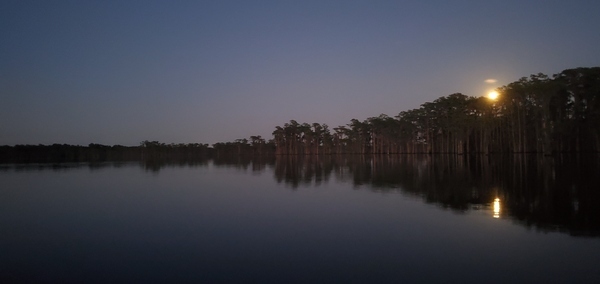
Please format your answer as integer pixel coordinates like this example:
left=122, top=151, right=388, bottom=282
left=1, top=155, right=600, bottom=283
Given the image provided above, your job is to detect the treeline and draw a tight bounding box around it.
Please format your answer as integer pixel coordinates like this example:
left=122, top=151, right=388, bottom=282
left=0, top=142, right=212, bottom=163
left=212, top=136, right=275, bottom=156
left=272, top=67, right=600, bottom=155
left=0, top=144, right=140, bottom=163
left=0, top=140, right=275, bottom=163
left=2, top=67, right=598, bottom=161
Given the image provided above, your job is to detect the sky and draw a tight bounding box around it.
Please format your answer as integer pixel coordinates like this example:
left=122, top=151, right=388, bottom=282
left=2, top=0, right=600, bottom=146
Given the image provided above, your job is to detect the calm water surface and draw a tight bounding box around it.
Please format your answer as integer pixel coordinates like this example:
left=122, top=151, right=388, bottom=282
left=1, top=155, right=600, bottom=283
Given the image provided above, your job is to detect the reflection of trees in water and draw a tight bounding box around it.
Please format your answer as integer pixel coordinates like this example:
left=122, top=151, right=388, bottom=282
left=501, top=155, right=600, bottom=237
left=141, top=158, right=211, bottom=173
left=368, top=155, right=481, bottom=211
left=5, top=154, right=598, bottom=237
left=139, top=155, right=277, bottom=173
left=273, top=155, right=337, bottom=188
left=0, top=162, right=136, bottom=172
left=212, top=155, right=276, bottom=173
left=272, top=154, right=600, bottom=237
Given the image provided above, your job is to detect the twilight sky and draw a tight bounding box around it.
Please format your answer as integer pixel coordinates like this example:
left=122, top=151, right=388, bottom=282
left=2, top=0, right=599, bottom=146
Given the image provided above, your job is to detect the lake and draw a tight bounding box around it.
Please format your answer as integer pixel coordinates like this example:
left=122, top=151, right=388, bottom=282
left=1, top=155, right=600, bottom=283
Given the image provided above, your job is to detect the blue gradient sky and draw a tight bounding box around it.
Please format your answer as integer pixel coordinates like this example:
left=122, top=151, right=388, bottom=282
left=2, top=0, right=599, bottom=146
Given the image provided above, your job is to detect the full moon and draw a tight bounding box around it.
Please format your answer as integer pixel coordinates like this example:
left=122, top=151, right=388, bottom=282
left=487, top=91, right=499, bottom=100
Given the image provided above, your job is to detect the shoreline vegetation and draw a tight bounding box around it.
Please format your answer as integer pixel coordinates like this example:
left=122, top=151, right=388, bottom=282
left=2, top=67, right=599, bottom=163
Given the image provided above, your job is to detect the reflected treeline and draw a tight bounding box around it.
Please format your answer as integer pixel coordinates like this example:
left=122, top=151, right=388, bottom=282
left=272, top=155, right=339, bottom=188
left=141, top=158, right=211, bottom=173
left=211, top=154, right=276, bottom=173
left=0, top=153, right=277, bottom=174
left=0, top=161, right=137, bottom=172
left=273, top=154, right=600, bottom=237
left=3, top=148, right=598, bottom=237
left=140, top=154, right=276, bottom=173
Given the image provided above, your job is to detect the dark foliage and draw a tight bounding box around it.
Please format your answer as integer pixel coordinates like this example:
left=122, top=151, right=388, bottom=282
left=272, top=67, right=600, bottom=155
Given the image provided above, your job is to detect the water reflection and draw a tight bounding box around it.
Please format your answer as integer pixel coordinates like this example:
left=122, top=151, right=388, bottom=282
left=268, top=154, right=600, bottom=237
left=0, top=161, right=135, bottom=172
left=3, top=154, right=599, bottom=237
left=121, top=154, right=600, bottom=236
left=493, top=198, right=501, bottom=219
left=141, top=158, right=210, bottom=173
left=137, top=155, right=277, bottom=173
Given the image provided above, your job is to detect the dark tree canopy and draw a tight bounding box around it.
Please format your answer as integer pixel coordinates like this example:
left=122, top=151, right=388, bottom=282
left=272, top=67, right=600, bottom=155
